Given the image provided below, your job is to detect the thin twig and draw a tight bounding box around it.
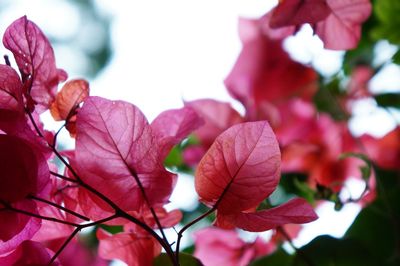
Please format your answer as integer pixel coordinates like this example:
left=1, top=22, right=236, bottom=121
left=48, top=214, right=118, bottom=265
left=50, top=171, right=78, bottom=183
left=28, top=195, right=89, bottom=221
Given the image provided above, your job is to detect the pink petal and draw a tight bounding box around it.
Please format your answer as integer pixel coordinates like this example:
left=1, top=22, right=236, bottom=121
left=227, top=198, right=318, bottom=232
left=3, top=16, right=66, bottom=112
left=76, top=96, right=176, bottom=212
left=97, top=229, right=161, bottom=266
left=185, top=99, right=243, bottom=148
left=151, top=106, right=204, bottom=159
left=270, top=0, right=331, bottom=28
left=315, top=0, right=372, bottom=50
left=0, top=64, right=23, bottom=113
left=0, top=200, right=41, bottom=255
left=0, top=240, right=59, bottom=266
left=195, top=121, right=281, bottom=214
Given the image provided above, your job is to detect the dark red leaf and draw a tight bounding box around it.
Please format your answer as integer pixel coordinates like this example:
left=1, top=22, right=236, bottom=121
left=0, top=134, right=49, bottom=203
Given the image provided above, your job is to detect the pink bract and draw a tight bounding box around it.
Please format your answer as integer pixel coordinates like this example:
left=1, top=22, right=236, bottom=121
left=194, top=227, right=274, bottom=266
left=3, top=16, right=67, bottom=113
left=76, top=96, right=176, bottom=212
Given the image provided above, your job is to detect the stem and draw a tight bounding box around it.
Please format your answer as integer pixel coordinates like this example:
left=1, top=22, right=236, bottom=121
left=48, top=215, right=118, bottom=265
left=4, top=55, right=10, bottom=66
left=175, top=206, right=216, bottom=263
left=52, top=123, right=65, bottom=148
left=26, top=109, right=44, bottom=138
left=28, top=195, right=89, bottom=221
left=50, top=171, right=78, bottom=183
left=4, top=204, right=80, bottom=227
left=277, top=226, right=315, bottom=266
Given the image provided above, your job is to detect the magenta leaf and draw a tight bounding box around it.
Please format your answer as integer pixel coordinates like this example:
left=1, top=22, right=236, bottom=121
left=315, top=0, right=372, bottom=50
left=270, top=0, right=331, bottom=28
left=0, top=240, right=59, bottom=265
left=3, top=16, right=66, bottom=112
left=75, top=96, right=176, bottom=212
left=185, top=99, right=243, bottom=148
left=97, top=228, right=161, bottom=266
left=195, top=121, right=281, bottom=214
left=151, top=106, right=204, bottom=159
left=224, top=198, right=318, bottom=232
left=0, top=200, right=41, bottom=255
left=0, top=64, right=23, bottom=114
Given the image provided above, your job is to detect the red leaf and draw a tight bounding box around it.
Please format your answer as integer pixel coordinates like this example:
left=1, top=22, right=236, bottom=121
left=97, top=229, right=161, bottom=266
left=3, top=16, right=66, bottom=112
left=75, top=96, right=176, bottom=212
left=224, top=198, right=318, bottom=232
left=315, top=0, right=372, bottom=50
left=151, top=106, right=204, bottom=159
left=195, top=121, right=281, bottom=214
left=270, top=0, right=331, bottom=28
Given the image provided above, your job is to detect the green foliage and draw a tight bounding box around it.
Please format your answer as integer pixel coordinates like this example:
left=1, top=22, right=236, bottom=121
left=345, top=168, right=400, bottom=266
left=313, top=78, right=349, bottom=120
left=293, top=235, right=377, bottom=266
left=153, top=253, right=203, bottom=266
left=250, top=248, right=293, bottom=266
left=372, top=0, right=400, bottom=45
left=375, top=93, right=400, bottom=109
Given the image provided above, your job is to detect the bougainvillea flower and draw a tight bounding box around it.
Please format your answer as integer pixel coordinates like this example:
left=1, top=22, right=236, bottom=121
left=315, top=0, right=372, bottom=50
left=194, top=227, right=275, bottom=266
left=277, top=105, right=359, bottom=191
left=46, top=239, right=108, bottom=266
left=3, top=16, right=66, bottom=112
left=0, top=200, right=41, bottom=255
left=361, top=127, right=400, bottom=170
left=76, top=96, right=176, bottom=212
left=0, top=240, right=59, bottom=266
left=224, top=18, right=317, bottom=120
left=0, top=134, right=49, bottom=203
left=195, top=121, right=317, bottom=232
left=270, top=0, right=331, bottom=28
left=151, top=106, right=204, bottom=159
left=185, top=99, right=243, bottom=148
left=97, top=228, right=161, bottom=266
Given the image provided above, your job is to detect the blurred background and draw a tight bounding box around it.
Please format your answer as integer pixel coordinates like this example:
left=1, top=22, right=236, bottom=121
left=1, top=0, right=399, bottom=265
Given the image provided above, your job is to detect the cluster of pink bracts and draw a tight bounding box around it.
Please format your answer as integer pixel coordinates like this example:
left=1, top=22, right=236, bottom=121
left=1, top=1, right=395, bottom=265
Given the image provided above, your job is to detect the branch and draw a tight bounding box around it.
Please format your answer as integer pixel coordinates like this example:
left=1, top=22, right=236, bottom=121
left=3, top=203, right=80, bottom=227
left=48, top=214, right=118, bottom=265
left=28, top=195, right=89, bottom=221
